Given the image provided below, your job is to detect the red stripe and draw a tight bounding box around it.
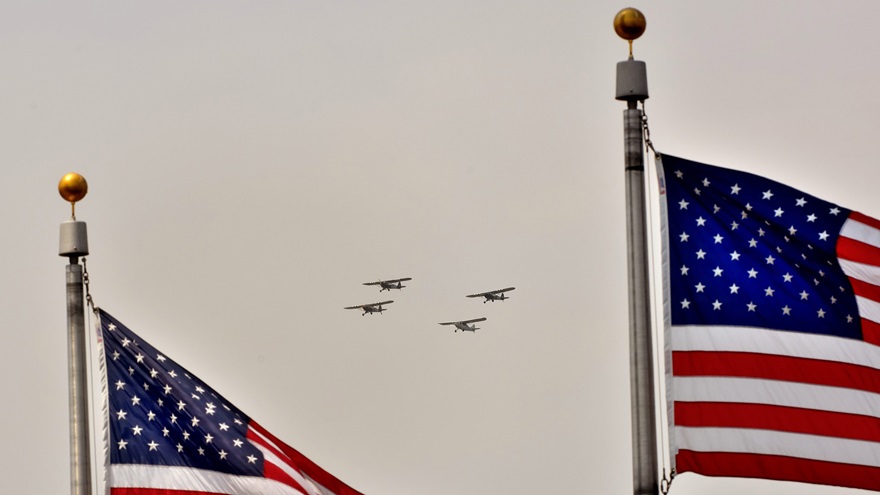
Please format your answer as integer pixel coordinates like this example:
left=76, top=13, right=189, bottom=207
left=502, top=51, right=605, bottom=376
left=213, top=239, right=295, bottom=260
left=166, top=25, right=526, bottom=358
left=837, top=235, right=880, bottom=267
left=849, top=277, right=880, bottom=307
left=862, top=318, right=880, bottom=346
left=674, top=402, right=880, bottom=443
left=676, top=449, right=880, bottom=492
left=672, top=351, right=880, bottom=394
left=849, top=211, right=880, bottom=232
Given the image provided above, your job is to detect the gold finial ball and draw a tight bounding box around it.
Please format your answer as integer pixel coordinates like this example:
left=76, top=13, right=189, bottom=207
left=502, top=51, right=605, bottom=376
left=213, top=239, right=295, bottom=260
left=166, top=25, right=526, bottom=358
left=614, top=7, right=646, bottom=41
left=58, top=173, right=88, bottom=203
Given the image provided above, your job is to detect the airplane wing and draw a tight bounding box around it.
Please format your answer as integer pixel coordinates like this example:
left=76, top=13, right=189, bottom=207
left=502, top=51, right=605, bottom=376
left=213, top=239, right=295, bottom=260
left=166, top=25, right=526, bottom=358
left=467, top=287, right=515, bottom=297
left=363, top=277, right=412, bottom=286
left=344, top=300, right=394, bottom=310
left=438, top=317, right=487, bottom=325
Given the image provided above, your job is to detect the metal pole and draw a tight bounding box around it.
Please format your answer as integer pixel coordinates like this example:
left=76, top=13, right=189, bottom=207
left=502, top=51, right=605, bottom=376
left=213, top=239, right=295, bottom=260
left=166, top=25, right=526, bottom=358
left=59, top=173, right=91, bottom=495
left=66, top=261, right=92, bottom=495
left=623, top=103, right=659, bottom=495
left=614, top=8, right=660, bottom=493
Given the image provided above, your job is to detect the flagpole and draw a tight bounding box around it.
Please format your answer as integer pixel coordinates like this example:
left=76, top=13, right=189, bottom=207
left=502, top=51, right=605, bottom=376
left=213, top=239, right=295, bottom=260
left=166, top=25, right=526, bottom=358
left=59, top=173, right=92, bottom=495
left=614, top=9, right=659, bottom=495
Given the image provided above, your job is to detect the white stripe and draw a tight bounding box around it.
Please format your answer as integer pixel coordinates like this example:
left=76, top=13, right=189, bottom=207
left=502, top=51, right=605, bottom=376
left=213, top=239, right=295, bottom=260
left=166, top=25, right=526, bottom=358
left=674, top=376, right=880, bottom=418
left=858, top=295, right=880, bottom=325
left=840, top=258, right=880, bottom=285
left=676, top=426, right=880, bottom=468
left=841, top=217, right=880, bottom=250
left=110, top=464, right=306, bottom=494
left=671, top=325, right=880, bottom=370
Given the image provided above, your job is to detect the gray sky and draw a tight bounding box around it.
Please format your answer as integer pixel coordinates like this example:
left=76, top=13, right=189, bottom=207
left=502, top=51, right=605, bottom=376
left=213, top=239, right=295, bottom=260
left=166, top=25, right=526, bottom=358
left=3, top=1, right=880, bottom=494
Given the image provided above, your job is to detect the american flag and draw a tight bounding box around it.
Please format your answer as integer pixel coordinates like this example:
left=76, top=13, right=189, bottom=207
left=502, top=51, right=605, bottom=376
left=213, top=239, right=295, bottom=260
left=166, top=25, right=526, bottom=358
left=99, top=309, right=364, bottom=495
left=660, top=154, right=880, bottom=491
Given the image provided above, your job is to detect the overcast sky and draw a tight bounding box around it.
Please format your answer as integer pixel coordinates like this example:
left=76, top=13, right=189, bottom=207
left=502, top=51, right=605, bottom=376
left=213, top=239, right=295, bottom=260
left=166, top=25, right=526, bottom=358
left=4, top=1, right=880, bottom=494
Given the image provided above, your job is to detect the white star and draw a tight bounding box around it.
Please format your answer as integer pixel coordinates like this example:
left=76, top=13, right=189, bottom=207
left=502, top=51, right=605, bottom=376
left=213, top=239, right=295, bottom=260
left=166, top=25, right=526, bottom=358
left=695, top=282, right=706, bottom=293
left=205, top=407, right=216, bottom=416
left=712, top=300, right=722, bottom=310
left=783, top=273, right=793, bottom=282
left=730, top=251, right=741, bottom=261
left=819, top=231, right=830, bottom=241
left=115, top=380, right=125, bottom=391
left=796, top=197, right=807, bottom=207
left=163, top=385, right=172, bottom=395
left=799, top=291, right=809, bottom=300
left=219, top=423, right=230, bottom=431
left=741, top=210, right=749, bottom=220
left=788, top=226, right=797, bottom=235
left=116, top=410, right=127, bottom=421
left=177, top=400, right=186, bottom=411
left=219, top=449, right=228, bottom=460
left=233, top=438, right=244, bottom=448
left=109, top=324, right=117, bottom=331
left=182, top=431, right=191, bottom=440
left=681, top=299, right=691, bottom=309
left=177, top=443, right=184, bottom=453
left=830, top=207, right=840, bottom=216
left=680, top=265, right=690, bottom=276
left=675, top=170, right=684, bottom=178
left=247, top=455, right=258, bottom=464
left=696, top=249, right=707, bottom=259
left=112, top=351, right=120, bottom=361
left=847, top=315, right=854, bottom=323
left=117, top=439, right=128, bottom=450
left=147, top=411, right=156, bottom=421
left=679, top=199, right=689, bottom=210
left=730, top=221, right=739, bottom=230
left=774, top=208, right=784, bottom=217
left=192, top=393, right=200, bottom=400
left=150, top=368, right=159, bottom=378
left=730, top=184, right=741, bottom=195
left=747, top=268, right=758, bottom=278
left=196, top=386, right=205, bottom=393
left=713, top=267, right=724, bottom=277
left=762, top=190, right=774, bottom=200
left=782, top=305, right=792, bottom=316
left=156, top=354, right=167, bottom=362
left=205, top=434, right=214, bottom=444
left=170, top=414, right=177, bottom=424
left=713, top=204, right=721, bottom=213
left=806, top=214, right=817, bottom=222
left=131, top=396, right=141, bottom=406
left=169, top=370, right=177, bottom=378
left=746, top=302, right=757, bottom=312
left=702, top=178, right=711, bottom=187
left=748, top=238, right=758, bottom=248
left=757, top=228, right=765, bottom=237
left=148, top=441, right=159, bottom=451
left=817, top=309, right=826, bottom=318
left=162, top=427, right=170, bottom=437
left=713, top=234, right=724, bottom=244
left=696, top=217, right=707, bottom=227
left=198, top=447, right=205, bottom=456
left=745, top=203, right=754, bottom=211
left=694, top=187, right=701, bottom=196
left=135, top=353, right=145, bottom=363
left=729, top=284, right=739, bottom=294
left=765, top=255, right=775, bottom=265
left=121, top=337, right=132, bottom=347
left=765, top=287, right=775, bottom=297
left=234, top=418, right=243, bottom=425
left=132, top=425, right=143, bottom=436
left=831, top=296, right=837, bottom=304
left=191, top=417, right=200, bottom=427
